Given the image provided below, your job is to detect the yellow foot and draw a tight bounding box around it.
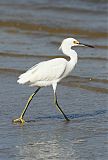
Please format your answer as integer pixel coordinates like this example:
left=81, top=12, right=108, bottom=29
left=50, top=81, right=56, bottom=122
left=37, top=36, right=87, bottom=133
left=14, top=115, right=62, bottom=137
left=12, top=117, right=25, bottom=124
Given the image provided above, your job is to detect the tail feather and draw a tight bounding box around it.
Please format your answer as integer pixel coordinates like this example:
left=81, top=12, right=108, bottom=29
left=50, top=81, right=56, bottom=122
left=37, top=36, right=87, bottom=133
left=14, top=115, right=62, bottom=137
left=17, top=72, right=31, bottom=84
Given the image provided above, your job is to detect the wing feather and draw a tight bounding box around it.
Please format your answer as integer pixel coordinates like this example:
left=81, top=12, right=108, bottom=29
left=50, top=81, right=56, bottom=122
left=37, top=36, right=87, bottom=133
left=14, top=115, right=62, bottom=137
left=17, top=58, right=67, bottom=84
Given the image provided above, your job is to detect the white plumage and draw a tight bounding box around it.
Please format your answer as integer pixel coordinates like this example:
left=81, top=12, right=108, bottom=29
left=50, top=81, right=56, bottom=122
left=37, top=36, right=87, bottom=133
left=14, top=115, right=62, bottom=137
left=13, top=37, right=94, bottom=124
left=17, top=38, right=78, bottom=89
left=17, top=58, right=67, bottom=86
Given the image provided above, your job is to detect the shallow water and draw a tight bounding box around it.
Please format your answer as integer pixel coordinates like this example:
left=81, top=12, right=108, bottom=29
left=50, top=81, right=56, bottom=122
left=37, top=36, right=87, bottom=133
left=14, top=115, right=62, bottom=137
left=0, top=0, right=108, bottom=160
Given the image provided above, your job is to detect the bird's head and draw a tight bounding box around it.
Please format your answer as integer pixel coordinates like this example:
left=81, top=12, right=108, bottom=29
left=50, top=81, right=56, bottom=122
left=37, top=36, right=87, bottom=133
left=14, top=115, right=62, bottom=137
left=59, top=38, right=94, bottom=51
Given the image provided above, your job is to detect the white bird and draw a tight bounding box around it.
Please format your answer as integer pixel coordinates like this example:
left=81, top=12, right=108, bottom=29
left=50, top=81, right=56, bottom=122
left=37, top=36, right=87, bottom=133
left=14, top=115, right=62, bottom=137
left=13, top=37, right=94, bottom=124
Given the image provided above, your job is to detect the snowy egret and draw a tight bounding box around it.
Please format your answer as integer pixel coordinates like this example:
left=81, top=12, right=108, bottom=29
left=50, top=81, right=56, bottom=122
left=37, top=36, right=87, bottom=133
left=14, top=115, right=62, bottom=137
left=13, top=38, right=94, bottom=124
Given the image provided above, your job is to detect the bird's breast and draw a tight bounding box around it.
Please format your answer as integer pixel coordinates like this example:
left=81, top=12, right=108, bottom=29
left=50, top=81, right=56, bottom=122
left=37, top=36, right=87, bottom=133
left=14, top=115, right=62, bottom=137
left=61, top=58, right=77, bottom=79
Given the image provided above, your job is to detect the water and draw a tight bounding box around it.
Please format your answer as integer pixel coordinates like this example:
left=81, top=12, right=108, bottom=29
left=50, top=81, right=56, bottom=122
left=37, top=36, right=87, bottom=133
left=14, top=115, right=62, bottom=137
left=0, top=0, right=108, bottom=160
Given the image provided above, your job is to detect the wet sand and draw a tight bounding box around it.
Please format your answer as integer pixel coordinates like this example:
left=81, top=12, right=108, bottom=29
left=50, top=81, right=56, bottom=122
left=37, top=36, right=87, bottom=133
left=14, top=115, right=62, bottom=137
left=0, top=0, right=108, bottom=160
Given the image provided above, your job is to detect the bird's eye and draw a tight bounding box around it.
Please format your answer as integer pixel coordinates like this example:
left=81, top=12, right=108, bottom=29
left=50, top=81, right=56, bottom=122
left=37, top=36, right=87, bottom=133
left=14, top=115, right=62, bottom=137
left=73, top=41, right=79, bottom=44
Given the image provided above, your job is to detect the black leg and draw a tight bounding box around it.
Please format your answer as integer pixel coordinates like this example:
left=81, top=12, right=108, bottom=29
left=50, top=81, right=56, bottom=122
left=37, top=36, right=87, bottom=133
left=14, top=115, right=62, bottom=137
left=54, top=92, right=70, bottom=121
left=13, top=87, right=41, bottom=124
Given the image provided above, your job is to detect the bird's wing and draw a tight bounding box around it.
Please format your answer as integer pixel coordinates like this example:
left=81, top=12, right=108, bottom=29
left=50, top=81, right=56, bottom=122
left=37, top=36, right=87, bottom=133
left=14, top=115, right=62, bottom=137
left=18, top=58, right=67, bottom=84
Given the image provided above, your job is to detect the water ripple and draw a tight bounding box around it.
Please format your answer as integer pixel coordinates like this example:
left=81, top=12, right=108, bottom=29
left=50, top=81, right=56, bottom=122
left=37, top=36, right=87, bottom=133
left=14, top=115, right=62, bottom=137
left=0, top=67, right=108, bottom=94
left=26, top=109, right=107, bottom=122
left=0, top=20, right=107, bottom=38
left=0, top=52, right=108, bottom=61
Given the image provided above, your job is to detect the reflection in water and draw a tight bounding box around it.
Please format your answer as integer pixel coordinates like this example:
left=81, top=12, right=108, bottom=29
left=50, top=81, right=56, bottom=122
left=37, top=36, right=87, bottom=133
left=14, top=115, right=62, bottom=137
left=16, top=112, right=107, bottom=160
left=0, top=0, right=108, bottom=160
left=17, top=139, right=75, bottom=159
left=16, top=120, right=77, bottom=160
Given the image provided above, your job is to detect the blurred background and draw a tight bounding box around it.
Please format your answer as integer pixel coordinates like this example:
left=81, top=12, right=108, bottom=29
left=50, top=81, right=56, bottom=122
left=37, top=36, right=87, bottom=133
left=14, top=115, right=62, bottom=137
left=0, top=0, right=108, bottom=160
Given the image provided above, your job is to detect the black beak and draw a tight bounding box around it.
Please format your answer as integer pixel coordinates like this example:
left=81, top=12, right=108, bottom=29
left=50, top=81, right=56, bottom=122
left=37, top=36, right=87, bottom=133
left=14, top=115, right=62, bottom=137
left=79, top=43, right=94, bottom=48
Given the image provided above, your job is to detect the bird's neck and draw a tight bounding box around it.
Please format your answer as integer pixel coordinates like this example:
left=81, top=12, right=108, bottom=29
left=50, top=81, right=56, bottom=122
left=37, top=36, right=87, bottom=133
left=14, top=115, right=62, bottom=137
left=62, top=48, right=78, bottom=64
